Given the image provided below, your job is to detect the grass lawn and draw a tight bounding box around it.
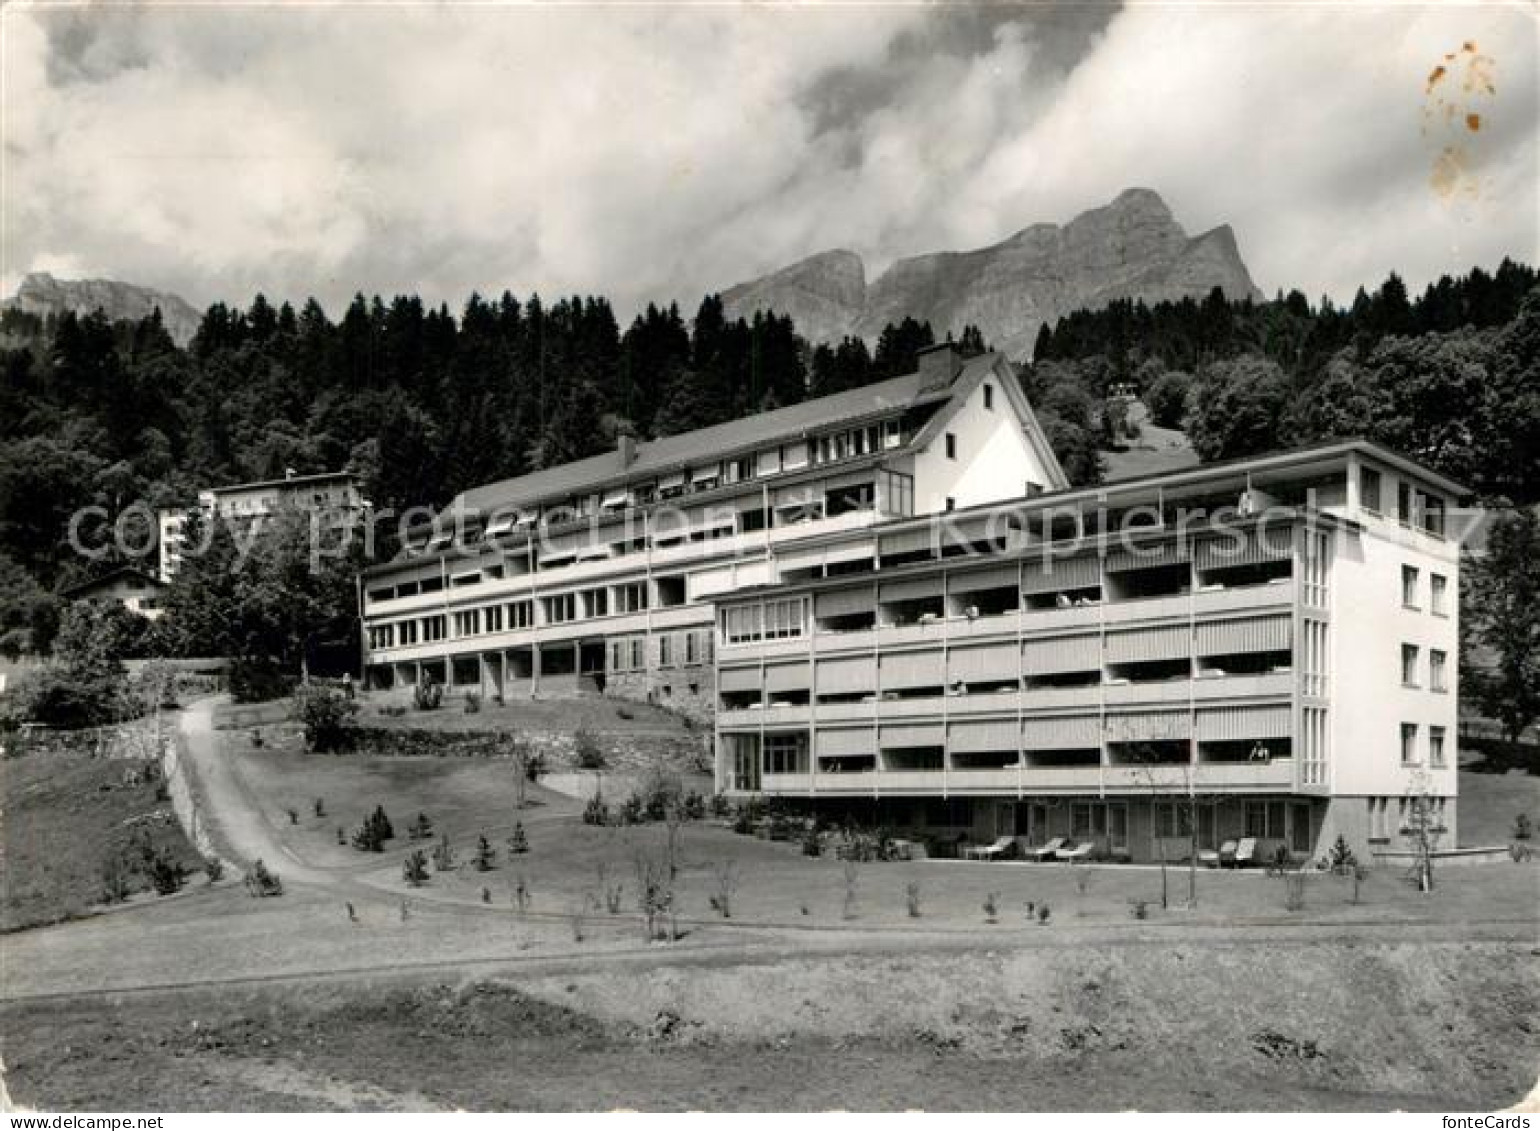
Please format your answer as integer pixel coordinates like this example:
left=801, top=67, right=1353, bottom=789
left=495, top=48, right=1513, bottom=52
left=1, top=730, right=204, bottom=931
left=1457, top=766, right=1540, bottom=845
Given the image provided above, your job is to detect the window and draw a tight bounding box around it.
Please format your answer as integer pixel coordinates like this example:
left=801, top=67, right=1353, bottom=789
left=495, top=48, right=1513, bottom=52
left=1430, top=649, right=1448, bottom=692
left=722, top=598, right=804, bottom=644
left=398, top=620, right=419, bottom=646
left=545, top=593, right=576, bottom=624
left=945, top=496, right=956, bottom=512
left=1401, top=643, right=1420, bottom=686
left=1400, top=722, right=1418, bottom=766
left=945, top=432, right=958, bottom=460
left=983, top=384, right=995, bottom=410
left=1244, top=801, right=1287, bottom=839
left=1430, top=726, right=1447, bottom=768
left=630, top=639, right=644, bottom=669
left=685, top=631, right=700, bottom=665
left=1360, top=467, right=1382, bottom=513
left=1397, top=481, right=1414, bottom=525
left=762, top=734, right=808, bottom=775
left=615, top=582, right=648, bottom=614
left=485, top=605, right=504, bottom=633
left=1430, top=573, right=1447, bottom=616
left=453, top=609, right=481, bottom=637
left=581, top=587, right=608, bottom=617
left=1421, top=493, right=1445, bottom=538
left=878, top=469, right=914, bottom=517
left=509, top=600, right=534, bottom=629
left=659, top=634, right=673, bottom=667
left=422, top=615, right=446, bottom=643
left=1401, top=565, right=1419, bottom=608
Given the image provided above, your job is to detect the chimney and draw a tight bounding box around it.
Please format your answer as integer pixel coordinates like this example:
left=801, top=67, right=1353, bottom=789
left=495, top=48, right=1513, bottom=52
left=915, top=342, right=963, bottom=389
left=284, top=467, right=296, bottom=480
left=617, top=433, right=638, bottom=467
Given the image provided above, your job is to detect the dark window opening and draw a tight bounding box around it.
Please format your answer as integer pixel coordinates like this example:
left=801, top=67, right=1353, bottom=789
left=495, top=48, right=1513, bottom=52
left=1025, top=670, right=1100, bottom=689
left=1109, top=563, right=1189, bottom=600
left=1108, top=658, right=1190, bottom=684
left=1197, top=559, right=1292, bottom=589
left=1107, top=740, right=1188, bottom=766
left=882, top=596, right=945, bottom=626
left=952, top=749, right=1015, bottom=770
left=1022, top=747, right=1099, bottom=767
left=1025, top=585, right=1102, bottom=610
left=1199, top=738, right=1291, bottom=764
left=883, top=746, right=944, bottom=771
left=1196, top=649, right=1291, bottom=677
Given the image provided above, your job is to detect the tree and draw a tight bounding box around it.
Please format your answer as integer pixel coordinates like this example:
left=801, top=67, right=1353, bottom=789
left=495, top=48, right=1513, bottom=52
left=1144, top=370, right=1193, bottom=429
left=1185, top=355, right=1292, bottom=462
left=1463, top=507, right=1540, bottom=745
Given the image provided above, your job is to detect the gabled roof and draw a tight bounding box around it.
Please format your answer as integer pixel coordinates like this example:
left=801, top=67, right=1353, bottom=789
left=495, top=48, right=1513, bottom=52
left=61, top=565, right=165, bottom=599
left=457, top=368, right=957, bottom=515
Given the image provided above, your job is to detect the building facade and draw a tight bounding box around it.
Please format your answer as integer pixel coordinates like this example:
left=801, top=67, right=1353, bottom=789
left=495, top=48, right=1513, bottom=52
left=61, top=566, right=167, bottom=621
left=710, top=441, right=1463, bottom=865
left=158, top=470, right=370, bottom=582
left=358, top=345, right=1067, bottom=719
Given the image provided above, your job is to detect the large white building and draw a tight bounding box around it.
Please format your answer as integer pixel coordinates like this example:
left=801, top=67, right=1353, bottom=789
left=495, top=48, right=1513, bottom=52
left=359, top=345, right=1065, bottom=717
left=710, top=439, right=1463, bottom=864
left=158, top=470, right=370, bottom=582
left=358, top=346, right=1463, bottom=865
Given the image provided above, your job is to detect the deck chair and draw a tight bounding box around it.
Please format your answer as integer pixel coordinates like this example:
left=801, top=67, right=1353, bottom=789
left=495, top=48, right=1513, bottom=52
left=964, top=836, right=1016, bottom=861
left=1198, top=839, right=1236, bottom=869
left=1232, top=837, right=1259, bottom=868
left=1031, top=837, right=1067, bottom=862
left=1056, top=840, right=1096, bottom=862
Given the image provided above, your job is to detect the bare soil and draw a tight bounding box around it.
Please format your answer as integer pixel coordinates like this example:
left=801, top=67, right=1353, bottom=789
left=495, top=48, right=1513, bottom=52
left=3, top=938, right=1533, bottom=1111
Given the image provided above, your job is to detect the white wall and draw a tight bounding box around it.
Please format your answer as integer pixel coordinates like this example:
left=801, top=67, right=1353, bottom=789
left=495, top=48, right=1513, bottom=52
left=1329, top=518, right=1460, bottom=803
left=912, top=373, right=1053, bottom=514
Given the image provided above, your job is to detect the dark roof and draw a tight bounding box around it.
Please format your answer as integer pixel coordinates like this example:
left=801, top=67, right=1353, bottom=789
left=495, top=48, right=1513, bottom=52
left=61, top=565, right=165, bottom=599
left=456, top=364, right=973, bottom=515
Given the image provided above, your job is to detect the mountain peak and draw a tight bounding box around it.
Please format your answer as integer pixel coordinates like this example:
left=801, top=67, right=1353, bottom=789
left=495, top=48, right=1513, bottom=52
left=3, top=272, right=202, bottom=346
left=721, top=188, right=1260, bottom=358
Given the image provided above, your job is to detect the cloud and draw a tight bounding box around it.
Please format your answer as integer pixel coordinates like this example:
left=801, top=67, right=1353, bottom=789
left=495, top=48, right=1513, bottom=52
left=2, top=2, right=1534, bottom=321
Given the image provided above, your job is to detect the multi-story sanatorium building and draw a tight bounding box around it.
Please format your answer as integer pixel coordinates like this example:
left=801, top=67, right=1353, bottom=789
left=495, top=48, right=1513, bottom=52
left=359, top=345, right=1067, bottom=718
left=358, top=343, right=1463, bottom=863
left=710, top=439, right=1463, bottom=863
left=157, top=470, right=371, bottom=582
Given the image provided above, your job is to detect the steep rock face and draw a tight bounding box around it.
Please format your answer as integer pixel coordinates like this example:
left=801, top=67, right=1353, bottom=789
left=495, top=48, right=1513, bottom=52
left=2, top=272, right=202, bottom=346
left=720, top=249, right=866, bottom=344
left=722, top=189, right=1262, bottom=359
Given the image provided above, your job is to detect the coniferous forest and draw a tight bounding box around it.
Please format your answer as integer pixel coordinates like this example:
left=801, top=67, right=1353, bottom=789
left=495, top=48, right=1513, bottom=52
left=1, top=260, right=1536, bottom=665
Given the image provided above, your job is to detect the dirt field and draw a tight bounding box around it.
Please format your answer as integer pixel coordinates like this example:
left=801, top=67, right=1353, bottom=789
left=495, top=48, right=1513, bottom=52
left=3, top=938, right=1533, bottom=1111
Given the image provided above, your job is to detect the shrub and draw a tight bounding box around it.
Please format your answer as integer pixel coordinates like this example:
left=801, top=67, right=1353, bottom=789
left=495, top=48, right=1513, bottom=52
left=1037, top=903, right=1051, bottom=925
left=432, top=835, right=456, bottom=871
left=801, top=827, right=823, bottom=857
left=573, top=727, right=606, bottom=770
left=1510, top=842, right=1534, bottom=863
left=905, top=881, right=922, bottom=919
left=507, top=822, right=529, bottom=855
left=294, top=683, right=360, bottom=753
left=682, top=790, right=706, bottom=820
left=101, top=856, right=133, bottom=904
left=1130, top=899, right=1149, bottom=920
left=244, top=859, right=284, bottom=897
left=463, top=691, right=482, bottom=714
left=285, top=807, right=299, bottom=825
left=313, top=797, right=326, bottom=818
left=203, top=855, right=224, bottom=883
left=413, top=674, right=443, bottom=711
left=1513, top=813, right=1533, bottom=841
left=250, top=729, right=265, bottom=749
left=617, top=794, right=646, bottom=826
left=402, top=849, right=429, bottom=886
left=352, top=805, right=394, bottom=852
left=17, top=666, right=128, bottom=728
left=512, top=875, right=531, bottom=913
left=336, top=826, right=346, bottom=845
left=708, top=793, right=732, bottom=819
left=1328, top=834, right=1357, bottom=874
left=474, top=834, right=497, bottom=871
left=409, top=812, right=434, bottom=841
left=582, top=794, right=610, bottom=826
left=983, top=892, right=999, bottom=923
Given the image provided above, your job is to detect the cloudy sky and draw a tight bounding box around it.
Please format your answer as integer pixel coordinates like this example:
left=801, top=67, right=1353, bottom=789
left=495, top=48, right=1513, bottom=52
left=3, top=1, right=1535, bottom=319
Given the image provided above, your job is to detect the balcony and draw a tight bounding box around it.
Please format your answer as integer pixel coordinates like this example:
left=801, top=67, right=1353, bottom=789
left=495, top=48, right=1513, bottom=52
left=1099, top=759, right=1296, bottom=793
left=1020, top=603, right=1103, bottom=633
left=813, top=628, right=877, bottom=654
left=1020, top=684, right=1101, bottom=711
left=1103, top=679, right=1194, bottom=708
left=1191, top=671, right=1293, bottom=703
left=1193, top=579, right=1296, bottom=615
left=878, top=620, right=949, bottom=647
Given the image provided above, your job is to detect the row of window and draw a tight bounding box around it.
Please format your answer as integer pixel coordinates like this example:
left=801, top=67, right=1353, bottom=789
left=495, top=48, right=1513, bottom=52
left=1399, top=644, right=1450, bottom=691
left=722, top=598, right=807, bottom=645
left=1361, top=467, right=1446, bottom=537
left=1368, top=794, right=1448, bottom=841
left=1398, top=722, right=1448, bottom=768
left=609, top=630, right=715, bottom=673
left=1400, top=565, right=1449, bottom=614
